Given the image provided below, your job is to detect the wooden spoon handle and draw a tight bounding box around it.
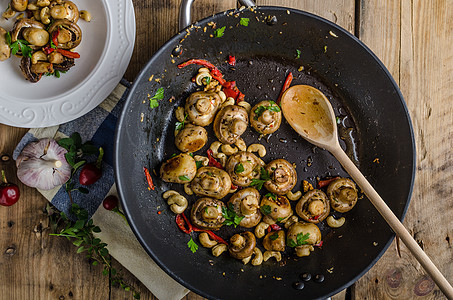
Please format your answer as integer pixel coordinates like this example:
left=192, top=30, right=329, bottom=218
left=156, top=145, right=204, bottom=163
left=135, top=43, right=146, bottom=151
left=331, top=147, right=453, bottom=298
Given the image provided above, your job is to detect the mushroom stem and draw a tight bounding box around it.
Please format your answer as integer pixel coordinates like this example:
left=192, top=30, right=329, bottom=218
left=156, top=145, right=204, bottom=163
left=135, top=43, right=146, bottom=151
left=230, top=234, right=245, bottom=247
left=308, top=200, right=324, bottom=216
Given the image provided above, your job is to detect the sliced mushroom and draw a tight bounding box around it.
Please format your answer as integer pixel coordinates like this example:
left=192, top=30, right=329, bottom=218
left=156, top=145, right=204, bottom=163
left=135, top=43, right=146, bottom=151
left=175, top=126, right=208, bottom=153
left=264, top=159, right=297, bottom=195
left=227, top=188, right=262, bottom=228
left=260, top=194, right=293, bottom=225
left=190, top=166, right=232, bottom=199
left=263, top=230, right=285, bottom=252
left=11, top=19, right=45, bottom=51
left=0, top=27, right=11, bottom=61
left=20, top=56, right=42, bottom=83
left=287, top=222, right=322, bottom=257
left=250, top=100, right=282, bottom=134
left=11, top=0, right=29, bottom=12
left=327, top=178, right=358, bottom=213
left=229, top=231, right=256, bottom=260
left=225, top=151, right=264, bottom=187
left=47, top=19, right=82, bottom=49
left=190, top=197, right=225, bottom=230
left=213, top=105, right=249, bottom=144
left=53, top=56, right=75, bottom=72
left=185, top=91, right=222, bottom=126
left=22, top=27, right=49, bottom=46
left=159, top=153, right=197, bottom=184
left=295, top=189, right=330, bottom=224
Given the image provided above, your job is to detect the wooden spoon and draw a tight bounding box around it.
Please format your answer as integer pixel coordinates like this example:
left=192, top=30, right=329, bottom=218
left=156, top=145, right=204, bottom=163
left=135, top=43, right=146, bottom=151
left=280, top=85, right=453, bottom=298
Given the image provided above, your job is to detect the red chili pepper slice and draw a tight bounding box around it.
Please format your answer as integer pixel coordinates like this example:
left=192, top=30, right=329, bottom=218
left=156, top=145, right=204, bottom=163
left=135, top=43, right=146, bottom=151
left=270, top=224, right=282, bottom=231
left=227, top=55, right=236, bottom=66
left=277, top=72, right=293, bottom=104
left=309, top=215, right=320, bottom=221
left=52, top=30, right=59, bottom=47
left=205, top=230, right=228, bottom=245
left=317, top=177, right=340, bottom=189
left=42, top=46, right=55, bottom=55
left=175, top=214, right=193, bottom=234
left=56, top=49, right=80, bottom=59
left=267, top=226, right=271, bottom=233
left=143, top=167, right=155, bottom=190
left=314, top=240, right=323, bottom=247
left=178, top=59, right=218, bottom=71
left=206, top=149, right=223, bottom=169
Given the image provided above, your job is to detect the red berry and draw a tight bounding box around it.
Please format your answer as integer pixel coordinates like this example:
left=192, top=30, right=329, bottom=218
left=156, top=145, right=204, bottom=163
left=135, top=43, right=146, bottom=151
left=103, top=195, right=118, bottom=210
left=0, top=170, right=20, bottom=206
left=79, top=163, right=102, bottom=185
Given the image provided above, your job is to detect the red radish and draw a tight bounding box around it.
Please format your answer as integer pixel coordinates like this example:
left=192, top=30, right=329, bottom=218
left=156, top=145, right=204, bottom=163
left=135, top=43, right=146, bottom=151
left=103, top=195, right=119, bottom=211
left=79, top=147, right=104, bottom=185
left=0, top=170, right=20, bottom=206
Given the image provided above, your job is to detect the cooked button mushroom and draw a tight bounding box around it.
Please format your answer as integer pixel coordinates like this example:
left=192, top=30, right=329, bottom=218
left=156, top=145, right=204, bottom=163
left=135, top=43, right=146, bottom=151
left=225, top=151, right=264, bottom=187
left=213, top=105, right=249, bottom=144
left=229, top=231, right=256, bottom=260
left=250, top=100, right=282, bottom=134
left=190, top=197, right=225, bottom=230
left=22, top=27, right=49, bottom=46
left=11, top=0, right=29, bottom=12
left=295, top=189, right=330, bottom=223
left=190, top=166, right=232, bottom=199
left=287, top=222, right=322, bottom=257
left=264, top=159, right=297, bottom=195
left=20, top=56, right=42, bottom=82
left=48, top=19, right=82, bottom=49
left=159, top=153, right=197, bottom=184
left=263, top=230, right=285, bottom=252
left=327, top=178, right=358, bottom=212
left=11, top=19, right=46, bottom=51
left=175, top=125, right=208, bottom=153
left=260, top=194, right=293, bottom=225
left=228, top=188, right=262, bottom=228
left=185, top=91, right=222, bottom=126
left=0, top=27, right=11, bottom=61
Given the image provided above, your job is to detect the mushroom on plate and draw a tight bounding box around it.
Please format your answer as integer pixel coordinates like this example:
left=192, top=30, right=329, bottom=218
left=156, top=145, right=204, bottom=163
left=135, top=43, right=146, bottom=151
left=227, top=188, right=262, bottom=228
left=229, top=231, right=256, bottom=260
left=190, top=166, right=231, bottom=199
left=49, top=0, right=79, bottom=23
left=287, top=222, right=322, bottom=257
left=159, top=153, right=197, bottom=184
left=225, top=151, right=264, bottom=187
left=260, top=194, right=293, bottom=225
left=11, top=0, right=28, bottom=12
left=0, top=27, right=11, bottom=61
left=11, top=19, right=47, bottom=51
left=264, top=159, right=297, bottom=195
left=175, top=125, right=208, bottom=153
left=250, top=100, right=282, bottom=135
left=185, top=91, right=222, bottom=126
left=190, top=197, right=226, bottom=230
left=263, top=230, right=285, bottom=252
left=213, top=105, right=249, bottom=144
left=20, top=56, right=48, bottom=82
left=47, top=19, right=82, bottom=49
left=295, top=189, right=330, bottom=223
left=327, top=178, right=358, bottom=212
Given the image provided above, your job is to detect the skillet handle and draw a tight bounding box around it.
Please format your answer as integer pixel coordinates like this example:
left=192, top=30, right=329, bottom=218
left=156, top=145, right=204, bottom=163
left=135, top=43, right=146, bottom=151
left=179, top=0, right=257, bottom=31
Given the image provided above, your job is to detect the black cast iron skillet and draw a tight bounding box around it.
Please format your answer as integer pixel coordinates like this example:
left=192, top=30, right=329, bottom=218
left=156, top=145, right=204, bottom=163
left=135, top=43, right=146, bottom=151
left=114, top=3, right=415, bottom=300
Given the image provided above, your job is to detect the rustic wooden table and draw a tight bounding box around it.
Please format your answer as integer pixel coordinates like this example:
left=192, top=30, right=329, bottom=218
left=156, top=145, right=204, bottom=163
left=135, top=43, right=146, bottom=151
left=1, top=0, right=452, bottom=299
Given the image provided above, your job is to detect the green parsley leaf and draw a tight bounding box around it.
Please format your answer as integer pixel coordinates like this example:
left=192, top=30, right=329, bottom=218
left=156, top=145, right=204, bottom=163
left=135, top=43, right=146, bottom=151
left=235, top=162, right=244, bottom=173
left=175, top=114, right=188, bottom=131
left=17, top=40, right=32, bottom=58
left=222, top=203, right=244, bottom=227
left=50, top=40, right=57, bottom=49
left=187, top=237, right=198, bottom=253
left=250, top=167, right=271, bottom=190
left=203, top=76, right=211, bottom=85
left=149, top=87, right=164, bottom=109
left=179, top=175, right=190, bottom=181
left=195, top=161, right=203, bottom=169
left=260, top=205, right=272, bottom=215
left=287, top=232, right=310, bottom=248
left=240, top=18, right=250, bottom=26
left=265, top=192, right=277, bottom=200
left=214, top=26, right=226, bottom=38
left=287, top=237, right=297, bottom=248
left=269, top=232, right=279, bottom=241
left=295, top=49, right=301, bottom=59
left=253, top=101, right=281, bottom=120
left=5, top=32, right=11, bottom=45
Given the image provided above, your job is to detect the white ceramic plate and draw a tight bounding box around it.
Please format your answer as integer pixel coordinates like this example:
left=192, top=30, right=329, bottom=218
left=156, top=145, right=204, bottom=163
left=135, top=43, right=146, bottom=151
left=0, top=0, right=135, bottom=127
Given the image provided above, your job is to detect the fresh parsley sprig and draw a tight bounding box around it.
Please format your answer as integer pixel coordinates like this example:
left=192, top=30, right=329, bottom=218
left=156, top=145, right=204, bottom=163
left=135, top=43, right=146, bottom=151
left=253, top=101, right=281, bottom=120
left=175, top=114, right=188, bottom=131
left=149, top=87, right=164, bottom=109
left=5, top=32, right=33, bottom=58
left=234, top=162, right=244, bottom=174
left=222, top=203, right=244, bottom=227
left=240, top=18, right=249, bottom=26
left=214, top=26, right=226, bottom=38
left=46, top=203, right=140, bottom=299
left=287, top=232, right=310, bottom=248
left=187, top=237, right=198, bottom=253
left=260, top=204, right=272, bottom=215
left=250, top=167, right=271, bottom=190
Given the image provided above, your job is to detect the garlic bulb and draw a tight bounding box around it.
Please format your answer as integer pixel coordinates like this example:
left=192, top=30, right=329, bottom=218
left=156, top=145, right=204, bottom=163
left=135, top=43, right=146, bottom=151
left=16, top=138, right=71, bottom=190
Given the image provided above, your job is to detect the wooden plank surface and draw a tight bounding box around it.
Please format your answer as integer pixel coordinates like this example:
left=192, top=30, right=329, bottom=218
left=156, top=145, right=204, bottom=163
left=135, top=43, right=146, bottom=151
left=1, top=0, right=452, bottom=299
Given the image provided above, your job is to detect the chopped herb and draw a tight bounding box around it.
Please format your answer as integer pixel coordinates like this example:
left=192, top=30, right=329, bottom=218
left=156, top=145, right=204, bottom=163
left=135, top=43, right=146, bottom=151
left=187, top=237, right=198, bottom=253
left=265, top=193, right=277, bottom=200
left=7, top=34, right=33, bottom=58
left=214, top=26, right=226, bottom=38
left=287, top=232, right=310, bottom=248
left=195, top=161, right=203, bottom=169
left=203, top=76, right=211, bottom=85
left=179, top=175, right=190, bottom=181
left=260, top=205, right=272, bottom=215
left=240, top=18, right=250, bottom=26
left=277, top=217, right=285, bottom=223
left=336, top=116, right=341, bottom=124
left=250, top=167, right=271, bottom=190
left=235, top=162, right=244, bottom=173
left=149, top=87, right=164, bottom=109
left=269, top=232, right=279, bottom=241
left=253, top=101, right=281, bottom=120
left=295, top=49, right=301, bottom=59
left=50, top=40, right=57, bottom=49
left=175, top=114, right=188, bottom=131
left=222, top=203, right=244, bottom=227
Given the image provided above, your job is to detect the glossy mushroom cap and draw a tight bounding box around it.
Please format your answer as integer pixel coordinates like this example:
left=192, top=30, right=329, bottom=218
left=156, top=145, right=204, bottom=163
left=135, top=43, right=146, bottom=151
left=295, top=189, right=330, bottom=223
left=229, top=231, right=256, bottom=259
left=260, top=194, right=293, bottom=225
left=213, top=105, right=249, bottom=144
left=190, top=198, right=226, bottom=230
left=47, top=20, right=82, bottom=49
left=49, top=1, right=80, bottom=23
left=159, top=153, right=197, bottom=184
left=185, top=91, right=222, bottom=126
left=228, top=188, right=262, bottom=228
left=250, top=100, right=282, bottom=134
left=11, top=19, right=45, bottom=51
left=264, top=159, right=297, bottom=195
left=263, top=230, right=285, bottom=251
left=12, top=0, right=28, bottom=12
left=327, top=178, right=358, bottom=212
left=225, top=151, right=264, bottom=187
left=175, top=125, right=208, bottom=153
left=190, top=167, right=232, bottom=199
